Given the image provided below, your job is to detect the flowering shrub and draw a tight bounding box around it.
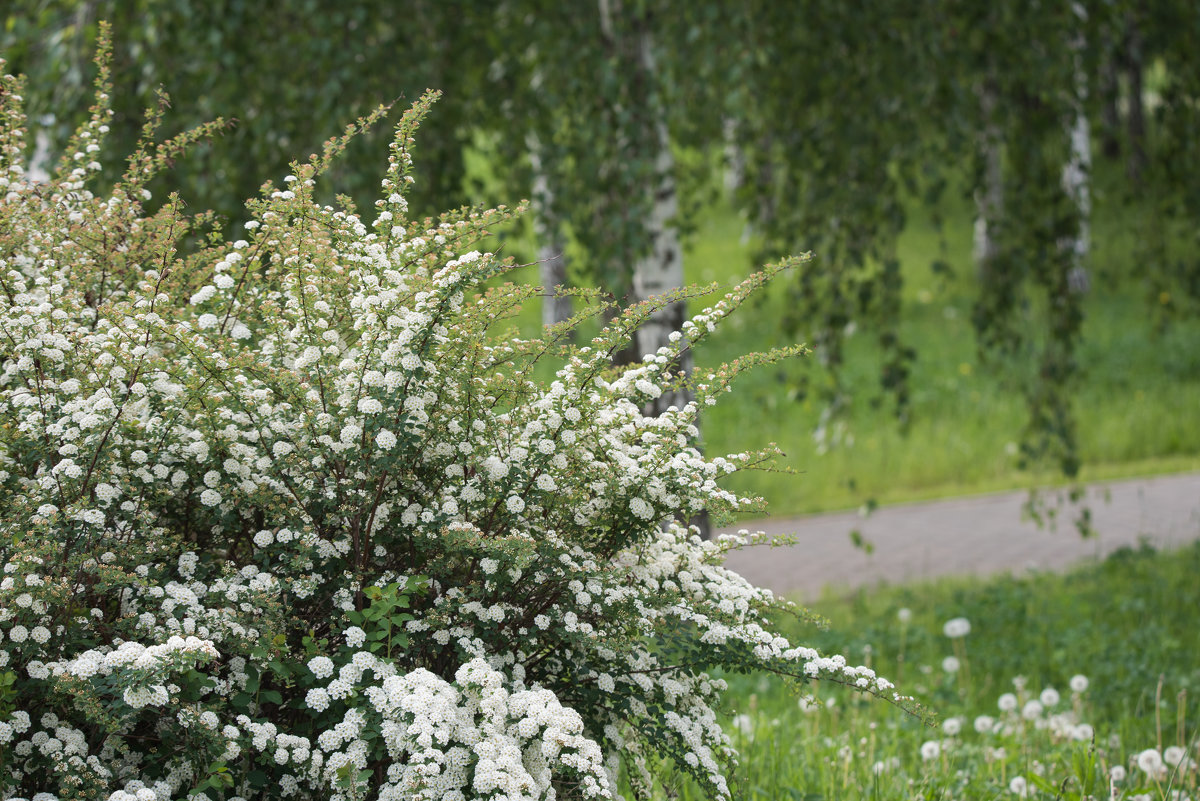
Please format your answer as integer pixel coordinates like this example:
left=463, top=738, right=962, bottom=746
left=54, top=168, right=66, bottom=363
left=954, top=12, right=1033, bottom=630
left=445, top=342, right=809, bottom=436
left=0, top=34, right=908, bottom=801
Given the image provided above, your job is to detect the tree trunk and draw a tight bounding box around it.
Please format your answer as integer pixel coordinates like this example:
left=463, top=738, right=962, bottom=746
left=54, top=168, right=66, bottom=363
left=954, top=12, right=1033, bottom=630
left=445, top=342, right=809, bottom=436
left=630, top=23, right=689, bottom=416
left=615, top=3, right=709, bottom=537
left=1063, top=1, right=1092, bottom=288
left=527, top=133, right=573, bottom=331
left=27, top=126, right=53, bottom=184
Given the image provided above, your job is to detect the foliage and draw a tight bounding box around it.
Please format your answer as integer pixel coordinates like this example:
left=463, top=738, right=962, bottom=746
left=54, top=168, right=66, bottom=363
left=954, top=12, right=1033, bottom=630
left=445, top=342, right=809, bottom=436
left=0, top=38, right=914, bottom=800
left=0, top=0, right=489, bottom=222
left=5, top=1, right=1200, bottom=496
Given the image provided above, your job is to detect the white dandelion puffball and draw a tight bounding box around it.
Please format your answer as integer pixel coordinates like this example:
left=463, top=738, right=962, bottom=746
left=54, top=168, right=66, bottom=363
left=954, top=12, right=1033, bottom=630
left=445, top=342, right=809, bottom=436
left=1021, top=700, right=1044, bottom=721
left=1136, top=748, right=1164, bottom=777
left=942, top=617, right=971, bottom=638
left=1069, top=674, right=1089, bottom=693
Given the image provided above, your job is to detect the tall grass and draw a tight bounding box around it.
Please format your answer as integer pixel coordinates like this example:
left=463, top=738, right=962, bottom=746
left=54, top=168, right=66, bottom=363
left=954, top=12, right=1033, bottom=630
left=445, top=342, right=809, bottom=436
left=641, top=540, right=1200, bottom=799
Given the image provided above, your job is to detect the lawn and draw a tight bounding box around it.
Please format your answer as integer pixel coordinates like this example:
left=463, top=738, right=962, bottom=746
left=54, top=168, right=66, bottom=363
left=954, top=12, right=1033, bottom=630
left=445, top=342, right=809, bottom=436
left=639, top=539, right=1200, bottom=799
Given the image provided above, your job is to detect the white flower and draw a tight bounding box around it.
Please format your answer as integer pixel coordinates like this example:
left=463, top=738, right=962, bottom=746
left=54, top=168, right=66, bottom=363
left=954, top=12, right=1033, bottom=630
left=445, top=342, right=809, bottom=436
left=482, top=456, right=509, bottom=480
left=1069, top=674, right=1089, bottom=693
left=307, top=656, right=334, bottom=679
left=305, top=688, right=330, bottom=712
left=942, top=717, right=962, bottom=736
left=376, top=429, right=397, bottom=450
left=1039, top=687, right=1060, bottom=707
left=974, top=715, right=995, bottom=734
left=629, top=497, right=655, bottom=521
left=1021, top=700, right=1043, bottom=720
left=1164, top=745, right=1187, bottom=767
left=941, top=656, right=960, bottom=674
left=199, top=489, right=222, bottom=507
left=920, top=740, right=941, bottom=761
left=998, top=693, right=1018, bottom=712
left=1010, top=775, right=1028, bottom=796
left=1137, top=748, right=1164, bottom=777
left=942, top=617, right=971, bottom=638
left=897, top=607, right=912, bottom=624
left=505, top=495, right=525, bottom=514
left=1110, top=765, right=1126, bottom=782
left=190, top=285, right=217, bottom=305
left=344, top=626, right=366, bottom=648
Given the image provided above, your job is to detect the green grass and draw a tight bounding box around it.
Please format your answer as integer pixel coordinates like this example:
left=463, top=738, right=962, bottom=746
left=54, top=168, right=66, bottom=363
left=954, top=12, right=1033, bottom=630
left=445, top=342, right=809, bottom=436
left=640, top=540, right=1200, bottom=799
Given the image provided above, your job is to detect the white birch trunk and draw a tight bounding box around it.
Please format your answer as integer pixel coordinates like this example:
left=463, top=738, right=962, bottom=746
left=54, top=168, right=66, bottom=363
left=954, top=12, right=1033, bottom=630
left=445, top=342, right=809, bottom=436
left=27, top=127, right=53, bottom=184
left=527, top=133, right=572, bottom=330
left=601, top=0, right=706, bottom=535
left=1063, top=1, right=1092, bottom=291
left=631, top=28, right=690, bottom=417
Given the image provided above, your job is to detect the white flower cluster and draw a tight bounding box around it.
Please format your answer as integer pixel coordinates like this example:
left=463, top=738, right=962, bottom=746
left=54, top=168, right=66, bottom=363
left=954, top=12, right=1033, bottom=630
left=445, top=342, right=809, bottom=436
left=0, top=59, right=903, bottom=801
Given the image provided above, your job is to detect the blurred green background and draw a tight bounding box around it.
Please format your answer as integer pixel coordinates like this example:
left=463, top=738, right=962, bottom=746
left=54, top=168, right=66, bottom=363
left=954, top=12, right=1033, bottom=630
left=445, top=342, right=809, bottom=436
left=4, top=0, right=1198, bottom=516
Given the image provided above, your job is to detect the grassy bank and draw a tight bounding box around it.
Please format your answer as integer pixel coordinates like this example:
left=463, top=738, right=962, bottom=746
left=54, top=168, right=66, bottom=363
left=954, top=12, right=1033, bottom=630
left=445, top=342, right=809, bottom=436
left=642, top=539, right=1200, bottom=799
left=685, top=177, right=1200, bottom=516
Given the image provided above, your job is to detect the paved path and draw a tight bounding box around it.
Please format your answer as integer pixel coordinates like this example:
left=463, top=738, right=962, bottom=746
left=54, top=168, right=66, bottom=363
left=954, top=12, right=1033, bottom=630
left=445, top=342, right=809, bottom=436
left=719, top=472, right=1200, bottom=601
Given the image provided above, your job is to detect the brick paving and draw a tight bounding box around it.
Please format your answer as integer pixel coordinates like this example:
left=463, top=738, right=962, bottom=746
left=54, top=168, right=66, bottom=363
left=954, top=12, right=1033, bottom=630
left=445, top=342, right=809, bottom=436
left=719, top=471, right=1200, bottom=601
